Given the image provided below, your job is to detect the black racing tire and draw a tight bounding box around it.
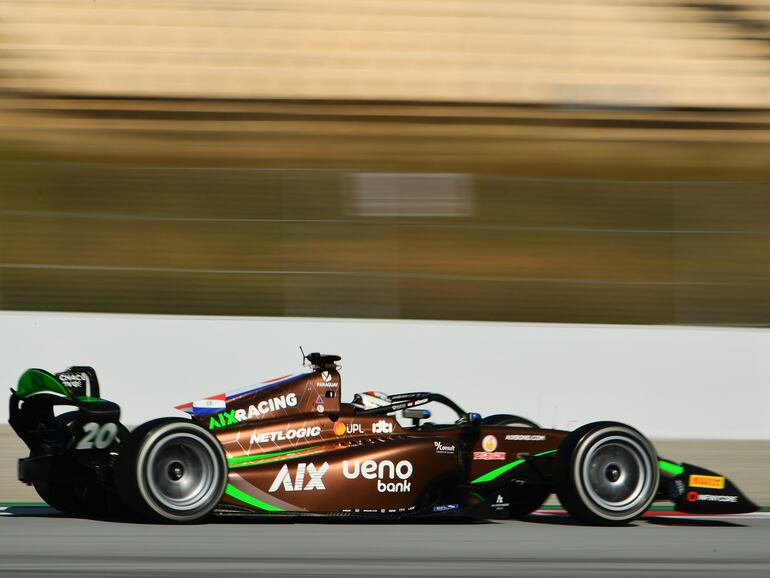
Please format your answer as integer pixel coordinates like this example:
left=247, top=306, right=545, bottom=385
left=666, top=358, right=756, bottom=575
left=555, top=421, right=659, bottom=525
left=33, top=411, right=128, bottom=518
left=482, top=414, right=540, bottom=428
left=117, top=418, right=227, bottom=523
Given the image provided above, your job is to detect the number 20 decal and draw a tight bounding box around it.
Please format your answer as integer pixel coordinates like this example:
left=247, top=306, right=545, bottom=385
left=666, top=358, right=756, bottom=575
left=76, top=422, right=119, bottom=450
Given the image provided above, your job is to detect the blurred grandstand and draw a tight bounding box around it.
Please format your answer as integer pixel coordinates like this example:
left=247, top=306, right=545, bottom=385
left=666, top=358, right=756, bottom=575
left=0, top=0, right=768, bottom=324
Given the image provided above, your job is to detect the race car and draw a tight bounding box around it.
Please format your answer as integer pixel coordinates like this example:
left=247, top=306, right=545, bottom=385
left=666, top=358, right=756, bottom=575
left=9, top=352, right=758, bottom=525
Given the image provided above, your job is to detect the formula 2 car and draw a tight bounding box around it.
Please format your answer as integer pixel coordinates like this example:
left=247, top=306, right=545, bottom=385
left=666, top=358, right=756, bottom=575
left=9, top=353, right=758, bottom=525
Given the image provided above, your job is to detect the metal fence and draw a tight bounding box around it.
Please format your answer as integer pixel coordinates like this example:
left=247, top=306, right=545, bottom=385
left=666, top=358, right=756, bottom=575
left=1, top=161, right=769, bottom=325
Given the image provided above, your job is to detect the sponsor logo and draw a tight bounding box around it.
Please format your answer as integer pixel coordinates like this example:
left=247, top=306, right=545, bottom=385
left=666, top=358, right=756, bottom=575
left=432, top=503, right=459, bottom=512
left=58, top=372, right=89, bottom=393
left=675, top=479, right=686, bottom=495
left=686, top=491, right=738, bottom=503
left=473, top=452, right=506, bottom=460
left=391, top=398, right=428, bottom=411
left=209, top=393, right=298, bottom=429
left=434, top=441, right=456, bottom=454
left=343, top=459, right=413, bottom=493
left=333, top=422, right=364, bottom=436
left=689, top=475, right=725, bottom=490
left=249, top=426, right=321, bottom=445
left=317, top=371, right=339, bottom=388
left=699, top=494, right=738, bottom=503
left=372, top=420, right=394, bottom=434
left=269, top=462, right=328, bottom=492
left=315, top=395, right=324, bottom=405
left=505, top=434, right=546, bottom=442
left=492, top=494, right=509, bottom=508
left=317, top=404, right=325, bottom=413
left=482, top=435, right=498, bottom=452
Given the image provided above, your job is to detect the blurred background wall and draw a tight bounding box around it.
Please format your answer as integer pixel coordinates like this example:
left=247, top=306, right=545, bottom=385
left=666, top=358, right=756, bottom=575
left=5, top=311, right=770, bottom=439
left=0, top=0, right=769, bottom=327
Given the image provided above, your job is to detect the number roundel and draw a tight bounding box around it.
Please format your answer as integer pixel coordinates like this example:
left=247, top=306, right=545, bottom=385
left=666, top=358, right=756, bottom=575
left=76, top=422, right=119, bottom=450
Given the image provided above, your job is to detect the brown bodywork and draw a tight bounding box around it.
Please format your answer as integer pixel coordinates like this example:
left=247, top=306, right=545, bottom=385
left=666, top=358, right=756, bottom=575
left=183, top=361, right=567, bottom=516
left=11, top=359, right=759, bottom=522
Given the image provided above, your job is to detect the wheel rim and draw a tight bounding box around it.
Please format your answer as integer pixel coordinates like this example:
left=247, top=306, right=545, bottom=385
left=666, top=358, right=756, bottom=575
left=580, top=435, right=654, bottom=513
left=144, top=432, right=220, bottom=513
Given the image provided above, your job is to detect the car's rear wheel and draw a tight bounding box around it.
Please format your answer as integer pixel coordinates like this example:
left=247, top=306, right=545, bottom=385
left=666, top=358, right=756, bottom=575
left=555, top=422, right=659, bottom=525
left=117, top=419, right=227, bottom=523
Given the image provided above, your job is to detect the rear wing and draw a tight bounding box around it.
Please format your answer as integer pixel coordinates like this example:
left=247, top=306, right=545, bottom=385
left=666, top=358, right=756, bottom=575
left=15, top=367, right=101, bottom=401
left=10, top=366, right=120, bottom=456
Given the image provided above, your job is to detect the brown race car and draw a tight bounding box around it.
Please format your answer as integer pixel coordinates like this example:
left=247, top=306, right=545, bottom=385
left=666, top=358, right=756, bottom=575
left=9, top=352, right=758, bottom=525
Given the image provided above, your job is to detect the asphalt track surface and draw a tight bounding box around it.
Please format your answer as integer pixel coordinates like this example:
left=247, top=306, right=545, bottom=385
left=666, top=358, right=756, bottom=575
left=0, top=507, right=768, bottom=578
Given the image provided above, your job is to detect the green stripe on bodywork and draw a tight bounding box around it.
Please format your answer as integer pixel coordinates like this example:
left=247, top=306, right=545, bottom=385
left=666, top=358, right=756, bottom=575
left=224, top=484, right=284, bottom=512
left=16, top=369, right=69, bottom=399
left=658, top=459, right=685, bottom=476
left=471, top=449, right=557, bottom=484
left=227, top=446, right=319, bottom=468
left=76, top=396, right=105, bottom=403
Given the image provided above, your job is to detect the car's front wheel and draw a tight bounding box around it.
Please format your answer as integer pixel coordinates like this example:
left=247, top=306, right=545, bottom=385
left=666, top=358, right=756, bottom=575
left=555, top=422, right=659, bottom=525
left=117, top=419, right=227, bottom=523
